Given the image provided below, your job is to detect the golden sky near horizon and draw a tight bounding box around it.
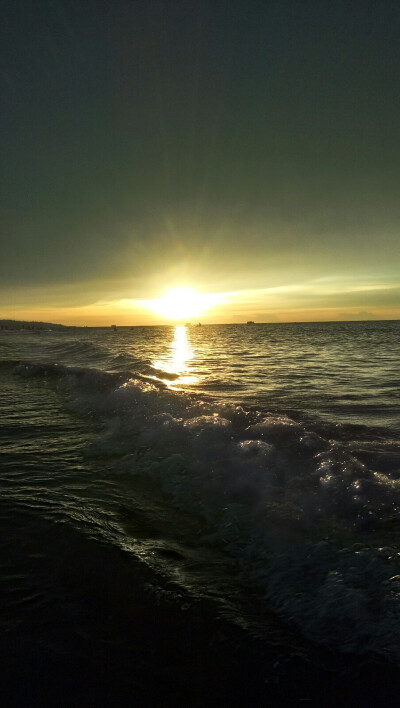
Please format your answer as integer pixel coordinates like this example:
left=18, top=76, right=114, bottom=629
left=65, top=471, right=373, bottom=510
left=2, top=281, right=399, bottom=326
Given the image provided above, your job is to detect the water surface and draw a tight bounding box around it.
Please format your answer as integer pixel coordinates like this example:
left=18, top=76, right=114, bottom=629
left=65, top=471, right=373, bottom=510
left=1, top=320, right=400, bottom=672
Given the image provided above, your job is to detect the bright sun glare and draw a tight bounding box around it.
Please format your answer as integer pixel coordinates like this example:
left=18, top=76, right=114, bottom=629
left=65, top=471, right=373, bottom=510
left=154, top=287, right=205, bottom=321
left=147, top=287, right=223, bottom=321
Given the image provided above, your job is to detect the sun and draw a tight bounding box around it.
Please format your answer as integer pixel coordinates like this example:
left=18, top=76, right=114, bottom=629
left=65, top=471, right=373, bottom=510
left=145, top=287, right=224, bottom=322
left=153, top=287, right=205, bottom=321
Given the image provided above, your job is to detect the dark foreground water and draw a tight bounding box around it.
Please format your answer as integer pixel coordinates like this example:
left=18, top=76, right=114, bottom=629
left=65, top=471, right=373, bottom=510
left=1, top=321, right=400, bottom=705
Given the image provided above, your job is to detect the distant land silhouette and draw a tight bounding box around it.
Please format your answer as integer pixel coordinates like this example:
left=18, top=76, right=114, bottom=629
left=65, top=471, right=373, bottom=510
left=0, top=319, right=74, bottom=331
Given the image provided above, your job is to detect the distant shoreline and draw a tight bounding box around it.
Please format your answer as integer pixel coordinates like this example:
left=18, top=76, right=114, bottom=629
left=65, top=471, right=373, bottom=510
left=0, top=319, right=75, bottom=331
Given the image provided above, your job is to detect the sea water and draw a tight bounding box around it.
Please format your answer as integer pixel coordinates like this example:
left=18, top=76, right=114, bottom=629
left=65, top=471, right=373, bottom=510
left=1, top=321, right=400, bottom=670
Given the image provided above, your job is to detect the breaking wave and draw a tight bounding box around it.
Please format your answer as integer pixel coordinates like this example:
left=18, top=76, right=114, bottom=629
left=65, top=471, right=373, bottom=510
left=12, top=358, right=400, bottom=662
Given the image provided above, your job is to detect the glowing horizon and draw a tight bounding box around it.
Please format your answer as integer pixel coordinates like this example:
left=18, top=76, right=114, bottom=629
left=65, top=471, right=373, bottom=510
left=1, top=277, right=399, bottom=327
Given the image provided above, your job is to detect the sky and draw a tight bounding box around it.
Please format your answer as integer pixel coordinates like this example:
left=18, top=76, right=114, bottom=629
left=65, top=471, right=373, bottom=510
left=1, top=0, right=399, bottom=324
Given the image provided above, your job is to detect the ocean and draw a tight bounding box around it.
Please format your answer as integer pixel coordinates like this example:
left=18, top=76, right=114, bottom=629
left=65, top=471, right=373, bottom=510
left=1, top=320, right=400, bottom=706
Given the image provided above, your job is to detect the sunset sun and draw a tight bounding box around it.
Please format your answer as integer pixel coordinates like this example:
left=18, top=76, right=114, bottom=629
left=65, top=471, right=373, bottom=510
left=145, top=287, right=224, bottom=322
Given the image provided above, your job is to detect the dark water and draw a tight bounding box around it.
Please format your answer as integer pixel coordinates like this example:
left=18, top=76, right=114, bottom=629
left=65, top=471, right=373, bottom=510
left=1, top=321, right=400, bottom=703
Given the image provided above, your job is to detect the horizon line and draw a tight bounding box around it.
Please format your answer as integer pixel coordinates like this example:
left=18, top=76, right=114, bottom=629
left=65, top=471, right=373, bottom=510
left=1, top=317, right=399, bottom=329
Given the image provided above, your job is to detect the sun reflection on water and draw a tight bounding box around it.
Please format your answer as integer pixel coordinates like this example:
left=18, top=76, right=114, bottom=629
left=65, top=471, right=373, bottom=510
left=153, top=325, right=198, bottom=388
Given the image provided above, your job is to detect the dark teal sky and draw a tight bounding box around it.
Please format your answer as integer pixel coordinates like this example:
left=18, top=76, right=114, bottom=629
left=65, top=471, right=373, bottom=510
left=1, top=0, right=400, bottom=318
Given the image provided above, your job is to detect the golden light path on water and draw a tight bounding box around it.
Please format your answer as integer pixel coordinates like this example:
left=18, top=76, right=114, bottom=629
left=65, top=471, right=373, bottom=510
left=153, top=325, right=199, bottom=388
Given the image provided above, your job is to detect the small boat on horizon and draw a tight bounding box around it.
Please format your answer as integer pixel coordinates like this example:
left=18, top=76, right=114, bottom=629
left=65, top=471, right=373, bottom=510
left=246, top=320, right=255, bottom=325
